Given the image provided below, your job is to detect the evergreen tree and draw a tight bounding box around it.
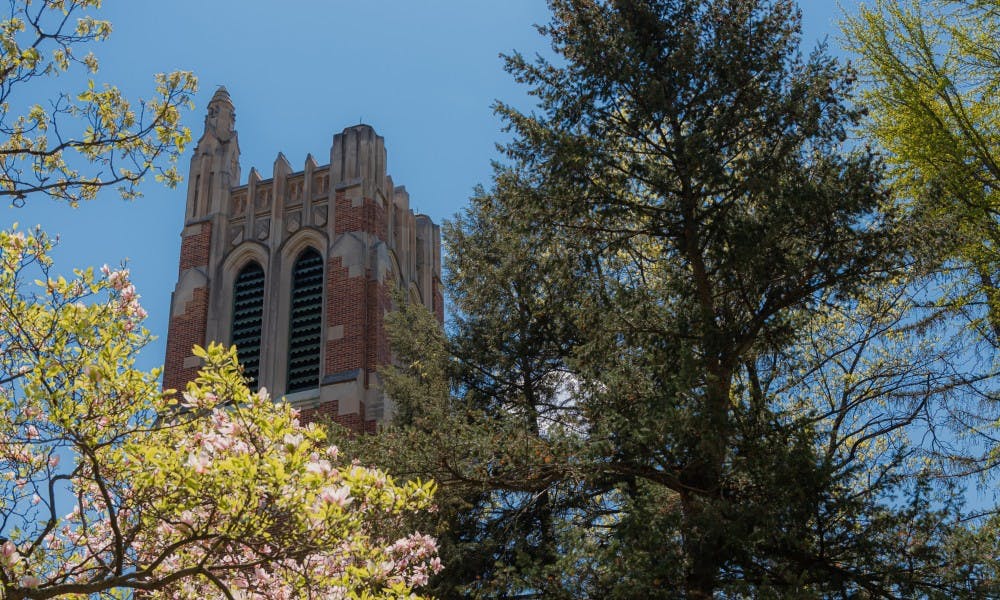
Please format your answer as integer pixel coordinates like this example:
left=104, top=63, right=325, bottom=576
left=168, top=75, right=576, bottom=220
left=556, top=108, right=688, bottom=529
left=352, top=1, right=998, bottom=597
left=490, top=1, right=912, bottom=595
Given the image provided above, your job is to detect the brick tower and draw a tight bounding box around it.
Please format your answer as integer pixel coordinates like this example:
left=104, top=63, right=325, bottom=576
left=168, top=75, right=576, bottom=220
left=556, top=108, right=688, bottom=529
left=162, top=87, right=443, bottom=431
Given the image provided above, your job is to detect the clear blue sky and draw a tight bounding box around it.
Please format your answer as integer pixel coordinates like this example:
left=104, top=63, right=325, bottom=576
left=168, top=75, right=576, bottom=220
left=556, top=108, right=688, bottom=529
left=2, top=1, right=849, bottom=372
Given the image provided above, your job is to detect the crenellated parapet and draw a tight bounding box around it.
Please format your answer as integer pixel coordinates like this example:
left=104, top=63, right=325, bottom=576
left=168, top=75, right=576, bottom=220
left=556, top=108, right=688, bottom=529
left=163, top=88, right=442, bottom=430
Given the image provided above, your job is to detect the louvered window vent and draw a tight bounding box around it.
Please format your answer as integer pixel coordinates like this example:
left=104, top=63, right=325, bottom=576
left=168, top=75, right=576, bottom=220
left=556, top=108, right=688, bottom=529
left=231, top=262, right=265, bottom=389
left=286, top=248, right=323, bottom=393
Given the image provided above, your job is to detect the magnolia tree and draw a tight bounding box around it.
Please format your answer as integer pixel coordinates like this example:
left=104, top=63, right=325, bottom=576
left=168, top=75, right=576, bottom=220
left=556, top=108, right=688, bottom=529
left=0, top=226, right=441, bottom=599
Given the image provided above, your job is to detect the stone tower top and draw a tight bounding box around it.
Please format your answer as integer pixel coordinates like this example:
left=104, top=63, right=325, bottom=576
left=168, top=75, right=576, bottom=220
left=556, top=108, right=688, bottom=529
left=163, top=89, right=443, bottom=431
left=204, top=86, right=236, bottom=142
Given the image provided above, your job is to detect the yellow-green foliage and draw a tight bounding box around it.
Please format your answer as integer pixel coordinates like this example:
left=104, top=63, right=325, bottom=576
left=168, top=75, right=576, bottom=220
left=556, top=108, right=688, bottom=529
left=0, top=1, right=196, bottom=204
left=845, top=0, right=1000, bottom=338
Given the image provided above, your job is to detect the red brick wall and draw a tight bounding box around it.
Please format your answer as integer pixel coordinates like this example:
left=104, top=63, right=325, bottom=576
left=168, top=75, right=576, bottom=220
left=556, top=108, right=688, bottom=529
left=334, top=190, right=387, bottom=239
left=178, top=222, right=212, bottom=274
left=320, top=192, right=393, bottom=433
left=326, top=193, right=394, bottom=379
left=163, top=286, right=209, bottom=393
left=324, top=256, right=367, bottom=376
left=163, top=222, right=212, bottom=393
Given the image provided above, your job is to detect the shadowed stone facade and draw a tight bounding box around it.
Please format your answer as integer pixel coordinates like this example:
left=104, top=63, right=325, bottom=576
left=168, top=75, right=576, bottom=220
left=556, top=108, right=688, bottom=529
left=163, top=87, right=443, bottom=431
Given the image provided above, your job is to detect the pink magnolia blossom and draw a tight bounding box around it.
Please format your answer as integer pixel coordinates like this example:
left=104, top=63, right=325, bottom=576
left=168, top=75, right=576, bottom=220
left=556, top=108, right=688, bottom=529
left=1, top=541, right=18, bottom=567
left=319, top=485, right=352, bottom=507
left=305, top=459, right=332, bottom=476
left=185, top=452, right=211, bottom=474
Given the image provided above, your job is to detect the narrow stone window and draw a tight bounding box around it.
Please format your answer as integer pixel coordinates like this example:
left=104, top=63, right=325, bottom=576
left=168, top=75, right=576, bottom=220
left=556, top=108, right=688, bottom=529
left=286, top=248, right=324, bottom=393
left=231, top=261, right=265, bottom=389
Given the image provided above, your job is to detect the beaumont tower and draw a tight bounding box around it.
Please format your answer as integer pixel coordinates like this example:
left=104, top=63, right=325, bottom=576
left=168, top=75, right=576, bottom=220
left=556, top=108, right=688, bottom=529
left=162, top=87, right=443, bottom=431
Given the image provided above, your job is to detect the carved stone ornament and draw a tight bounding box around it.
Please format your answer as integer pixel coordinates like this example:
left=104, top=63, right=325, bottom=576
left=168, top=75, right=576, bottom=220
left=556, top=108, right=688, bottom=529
left=286, top=211, right=301, bottom=233
left=313, top=205, right=328, bottom=226
left=229, top=225, right=244, bottom=246
left=255, top=217, right=270, bottom=240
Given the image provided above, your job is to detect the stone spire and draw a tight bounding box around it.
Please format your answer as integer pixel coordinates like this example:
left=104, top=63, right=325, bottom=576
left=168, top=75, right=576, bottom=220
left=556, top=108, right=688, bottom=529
left=203, top=86, right=236, bottom=142
left=184, top=86, right=240, bottom=222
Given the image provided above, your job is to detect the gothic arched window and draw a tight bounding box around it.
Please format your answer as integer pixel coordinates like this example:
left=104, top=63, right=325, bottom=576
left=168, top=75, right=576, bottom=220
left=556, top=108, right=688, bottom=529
left=286, top=248, right=324, bottom=393
left=231, top=261, right=265, bottom=389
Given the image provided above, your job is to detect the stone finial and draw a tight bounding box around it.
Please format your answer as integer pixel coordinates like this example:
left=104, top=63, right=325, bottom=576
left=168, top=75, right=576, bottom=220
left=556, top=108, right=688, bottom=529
left=204, top=86, right=236, bottom=142
left=274, top=152, right=292, bottom=178
left=304, top=153, right=319, bottom=171
left=211, top=85, right=232, bottom=103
